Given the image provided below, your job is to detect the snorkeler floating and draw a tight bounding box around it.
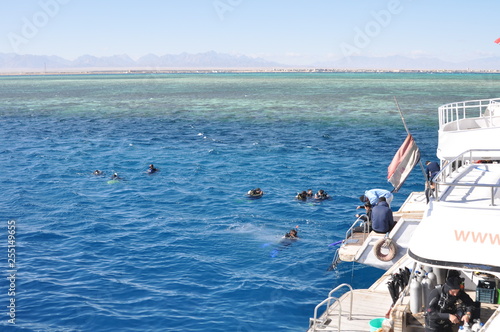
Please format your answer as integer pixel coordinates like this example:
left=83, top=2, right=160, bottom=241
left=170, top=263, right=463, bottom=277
left=296, top=191, right=308, bottom=201
left=111, top=173, right=122, bottom=180
left=296, top=189, right=330, bottom=201
left=247, top=188, right=264, bottom=198
left=270, top=226, right=300, bottom=257
left=314, top=189, right=330, bottom=200
left=284, top=228, right=299, bottom=239
left=147, top=164, right=158, bottom=174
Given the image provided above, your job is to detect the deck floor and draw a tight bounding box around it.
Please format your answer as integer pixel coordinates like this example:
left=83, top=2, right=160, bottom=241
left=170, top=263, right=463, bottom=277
left=310, top=288, right=499, bottom=332
left=310, top=289, right=393, bottom=332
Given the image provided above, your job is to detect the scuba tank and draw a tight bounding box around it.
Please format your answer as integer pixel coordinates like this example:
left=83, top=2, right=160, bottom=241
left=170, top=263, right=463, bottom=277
left=421, top=273, right=435, bottom=309
left=416, top=268, right=424, bottom=282
left=427, top=268, right=437, bottom=288
left=433, top=267, right=446, bottom=285
left=410, top=273, right=423, bottom=313
left=461, top=322, right=472, bottom=332
left=471, top=319, right=482, bottom=332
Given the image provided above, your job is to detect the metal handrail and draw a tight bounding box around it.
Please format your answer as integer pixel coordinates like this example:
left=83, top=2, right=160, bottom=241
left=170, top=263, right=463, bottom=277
left=327, top=215, right=371, bottom=270
left=438, top=98, right=500, bottom=129
left=345, top=215, right=370, bottom=242
left=310, top=283, right=354, bottom=332
left=328, top=283, right=354, bottom=320
left=310, top=296, right=341, bottom=332
left=433, top=149, right=500, bottom=206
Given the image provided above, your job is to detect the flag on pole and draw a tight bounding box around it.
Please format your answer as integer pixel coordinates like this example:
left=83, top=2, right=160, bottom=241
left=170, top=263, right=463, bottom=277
left=387, top=134, right=420, bottom=192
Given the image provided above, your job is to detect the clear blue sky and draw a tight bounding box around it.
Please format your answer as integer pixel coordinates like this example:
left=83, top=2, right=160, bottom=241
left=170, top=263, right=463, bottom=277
left=1, top=0, right=499, bottom=65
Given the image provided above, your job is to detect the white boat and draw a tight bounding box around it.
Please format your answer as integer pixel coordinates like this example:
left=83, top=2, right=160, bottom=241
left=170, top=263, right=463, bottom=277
left=308, top=98, right=500, bottom=332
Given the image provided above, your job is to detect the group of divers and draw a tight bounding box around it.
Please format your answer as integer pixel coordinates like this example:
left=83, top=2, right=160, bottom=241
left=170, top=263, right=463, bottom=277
left=246, top=187, right=331, bottom=241
left=92, top=165, right=335, bottom=242
left=249, top=161, right=440, bottom=244
left=247, top=188, right=331, bottom=201
left=92, top=165, right=401, bottom=243
left=93, top=164, right=158, bottom=180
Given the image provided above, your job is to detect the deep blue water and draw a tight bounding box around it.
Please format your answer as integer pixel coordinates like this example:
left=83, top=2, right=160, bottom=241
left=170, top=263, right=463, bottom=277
left=1, top=73, right=500, bottom=331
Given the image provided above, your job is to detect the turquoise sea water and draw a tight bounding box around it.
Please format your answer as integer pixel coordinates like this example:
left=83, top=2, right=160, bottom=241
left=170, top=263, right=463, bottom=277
left=1, top=73, right=500, bottom=331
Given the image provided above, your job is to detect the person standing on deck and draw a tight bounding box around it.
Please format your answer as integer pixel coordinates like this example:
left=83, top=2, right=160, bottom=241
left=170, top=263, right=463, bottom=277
left=425, top=160, right=440, bottom=189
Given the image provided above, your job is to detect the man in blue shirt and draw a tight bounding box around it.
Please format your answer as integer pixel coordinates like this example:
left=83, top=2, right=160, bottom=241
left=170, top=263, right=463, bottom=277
left=370, top=197, right=394, bottom=233
left=359, top=188, right=393, bottom=207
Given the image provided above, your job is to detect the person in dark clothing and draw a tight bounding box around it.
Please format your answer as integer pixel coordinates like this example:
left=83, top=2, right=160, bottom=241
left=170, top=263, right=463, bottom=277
left=352, top=202, right=373, bottom=233
left=296, top=191, right=308, bottom=201
left=425, top=161, right=441, bottom=188
left=284, top=229, right=299, bottom=239
left=248, top=188, right=264, bottom=198
left=370, top=197, right=394, bottom=233
left=147, top=164, right=158, bottom=174
left=425, top=275, right=474, bottom=332
left=356, top=202, right=372, bottom=222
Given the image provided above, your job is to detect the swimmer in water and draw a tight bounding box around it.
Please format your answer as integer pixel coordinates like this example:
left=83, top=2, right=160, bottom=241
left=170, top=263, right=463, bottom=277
left=314, top=189, right=329, bottom=200
left=284, top=229, right=299, bottom=239
left=147, top=164, right=158, bottom=174
left=247, top=188, right=264, bottom=197
left=111, top=172, right=121, bottom=180
left=93, top=170, right=103, bottom=176
left=296, top=191, right=307, bottom=201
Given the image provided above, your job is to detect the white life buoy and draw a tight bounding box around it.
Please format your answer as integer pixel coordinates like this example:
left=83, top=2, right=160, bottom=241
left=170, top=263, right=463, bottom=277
left=373, top=238, right=397, bottom=261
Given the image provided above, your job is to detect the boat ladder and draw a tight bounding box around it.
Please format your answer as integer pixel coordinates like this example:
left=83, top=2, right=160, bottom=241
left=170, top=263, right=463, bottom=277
left=327, top=215, right=370, bottom=270
left=308, top=283, right=353, bottom=332
left=327, top=248, right=340, bottom=271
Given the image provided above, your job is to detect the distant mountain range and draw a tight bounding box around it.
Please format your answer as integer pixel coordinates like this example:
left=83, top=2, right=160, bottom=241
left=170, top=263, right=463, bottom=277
left=0, top=51, right=499, bottom=71
left=0, top=51, right=282, bottom=72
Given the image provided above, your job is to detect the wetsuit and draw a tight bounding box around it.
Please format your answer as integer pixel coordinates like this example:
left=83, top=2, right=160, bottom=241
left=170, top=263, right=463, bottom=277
left=425, top=283, right=474, bottom=332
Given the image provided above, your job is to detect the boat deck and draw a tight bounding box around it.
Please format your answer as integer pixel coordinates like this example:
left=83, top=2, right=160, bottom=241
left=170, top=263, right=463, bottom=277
left=309, top=289, right=393, bottom=331
left=308, top=257, right=409, bottom=331
left=309, top=255, right=500, bottom=332
left=309, top=188, right=500, bottom=332
left=439, top=163, right=500, bottom=205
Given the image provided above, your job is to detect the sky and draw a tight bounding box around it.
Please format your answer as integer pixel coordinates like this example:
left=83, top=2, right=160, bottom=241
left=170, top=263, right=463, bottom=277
left=1, top=0, right=499, bottom=66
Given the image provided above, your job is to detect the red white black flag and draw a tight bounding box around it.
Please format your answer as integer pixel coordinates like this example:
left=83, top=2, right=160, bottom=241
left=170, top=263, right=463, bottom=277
left=387, top=134, right=420, bottom=192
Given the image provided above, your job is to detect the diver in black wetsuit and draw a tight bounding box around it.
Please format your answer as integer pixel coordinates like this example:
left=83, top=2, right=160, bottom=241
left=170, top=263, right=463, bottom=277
left=425, top=274, right=474, bottom=332
left=284, top=229, right=298, bottom=239
left=296, top=191, right=307, bottom=201
left=247, top=188, right=264, bottom=197
left=111, top=173, right=121, bottom=180
left=314, top=189, right=329, bottom=200
left=147, top=164, right=158, bottom=174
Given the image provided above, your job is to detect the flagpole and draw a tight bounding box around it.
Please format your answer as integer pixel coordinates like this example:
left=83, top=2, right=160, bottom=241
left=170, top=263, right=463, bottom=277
left=393, top=96, right=427, bottom=181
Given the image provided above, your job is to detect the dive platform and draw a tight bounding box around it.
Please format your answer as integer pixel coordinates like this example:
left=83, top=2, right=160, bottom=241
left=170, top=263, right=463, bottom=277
left=333, top=191, right=427, bottom=271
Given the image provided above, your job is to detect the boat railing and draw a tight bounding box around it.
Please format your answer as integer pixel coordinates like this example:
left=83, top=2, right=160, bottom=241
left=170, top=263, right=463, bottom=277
left=328, top=215, right=370, bottom=270
left=345, top=214, right=370, bottom=242
left=433, top=149, right=500, bottom=206
left=309, top=283, right=353, bottom=332
left=438, top=98, right=500, bottom=130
